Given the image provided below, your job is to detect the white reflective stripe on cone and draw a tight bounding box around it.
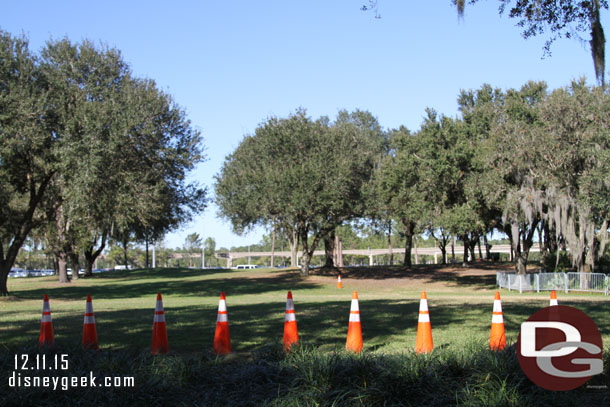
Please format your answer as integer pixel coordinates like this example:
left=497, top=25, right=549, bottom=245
left=84, top=315, right=96, bottom=324
left=155, top=300, right=164, bottom=311
left=43, top=302, right=51, bottom=313
left=493, top=300, right=502, bottom=313
left=41, top=315, right=52, bottom=323
left=286, top=299, right=294, bottom=311
left=349, top=313, right=360, bottom=322
left=285, top=312, right=296, bottom=322
left=86, top=302, right=94, bottom=313
left=419, top=300, right=428, bottom=312
left=550, top=299, right=558, bottom=306
left=154, top=314, right=166, bottom=323
left=218, top=300, right=227, bottom=312
left=418, top=313, right=430, bottom=323
left=217, top=313, right=228, bottom=323
left=350, top=299, right=359, bottom=311
left=491, top=314, right=503, bottom=324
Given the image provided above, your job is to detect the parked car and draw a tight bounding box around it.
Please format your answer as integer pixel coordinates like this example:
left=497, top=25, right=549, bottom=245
left=233, top=264, right=259, bottom=270
left=8, top=269, right=28, bottom=278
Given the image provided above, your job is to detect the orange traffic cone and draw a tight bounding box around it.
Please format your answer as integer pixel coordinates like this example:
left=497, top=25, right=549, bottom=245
left=415, top=291, right=433, bottom=354
left=151, top=292, right=169, bottom=354
left=283, top=291, right=299, bottom=351
left=39, top=294, right=55, bottom=349
left=214, top=292, right=231, bottom=354
left=489, top=291, right=506, bottom=351
left=550, top=291, right=558, bottom=306
left=337, top=275, right=343, bottom=289
left=346, top=291, right=363, bottom=353
left=82, top=294, right=98, bottom=350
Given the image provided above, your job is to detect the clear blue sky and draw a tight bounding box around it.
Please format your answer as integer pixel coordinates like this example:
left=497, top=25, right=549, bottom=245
left=2, top=1, right=606, bottom=250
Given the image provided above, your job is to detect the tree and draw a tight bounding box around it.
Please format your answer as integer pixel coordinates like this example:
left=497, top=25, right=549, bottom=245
left=415, top=110, right=479, bottom=264
left=364, top=1, right=608, bottom=85
left=204, top=237, right=216, bottom=267
left=530, top=80, right=609, bottom=272
left=459, top=1, right=608, bottom=85
left=0, top=31, right=56, bottom=295
left=184, top=233, right=202, bottom=267
left=41, top=39, right=207, bottom=280
left=373, top=126, right=428, bottom=267
left=215, top=109, right=384, bottom=275
left=38, top=38, right=132, bottom=282
left=1, top=34, right=206, bottom=294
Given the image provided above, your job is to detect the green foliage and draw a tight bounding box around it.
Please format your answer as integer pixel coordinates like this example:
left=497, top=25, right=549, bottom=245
left=457, top=1, right=608, bottom=85
left=0, top=31, right=206, bottom=293
left=215, top=108, right=385, bottom=274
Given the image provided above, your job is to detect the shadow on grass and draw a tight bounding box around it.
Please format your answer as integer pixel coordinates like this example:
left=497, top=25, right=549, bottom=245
left=312, top=264, right=502, bottom=290
left=8, top=269, right=319, bottom=301
left=9, top=295, right=608, bottom=354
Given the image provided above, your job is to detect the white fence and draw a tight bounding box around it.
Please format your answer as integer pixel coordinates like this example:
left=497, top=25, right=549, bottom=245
left=496, top=271, right=609, bottom=295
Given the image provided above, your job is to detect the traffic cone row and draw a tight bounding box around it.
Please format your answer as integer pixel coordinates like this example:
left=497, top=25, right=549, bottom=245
left=36, top=290, right=561, bottom=354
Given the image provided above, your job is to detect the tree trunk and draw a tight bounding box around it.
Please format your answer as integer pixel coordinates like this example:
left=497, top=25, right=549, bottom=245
left=0, top=173, right=53, bottom=296
left=512, top=219, right=539, bottom=275
left=290, top=229, right=298, bottom=267
left=324, top=229, right=335, bottom=267
left=299, top=227, right=310, bottom=276
left=462, top=235, right=469, bottom=266
left=122, top=237, right=129, bottom=268
left=403, top=221, right=414, bottom=267
left=0, top=261, right=11, bottom=296
left=451, top=235, right=455, bottom=264
left=387, top=220, right=393, bottom=265
left=434, top=232, right=448, bottom=265
left=57, top=252, right=70, bottom=283
left=477, top=239, right=482, bottom=261
left=0, top=237, right=30, bottom=295
left=84, top=232, right=107, bottom=277
left=145, top=233, right=149, bottom=269
left=414, top=235, right=419, bottom=265
left=69, top=250, right=80, bottom=280
left=270, top=228, right=276, bottom=268
left=469, top=236, right=477, bottom=263
left=483, top=234, right=491, bottom=260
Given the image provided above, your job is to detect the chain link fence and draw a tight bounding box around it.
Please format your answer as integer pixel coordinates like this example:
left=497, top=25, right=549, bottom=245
left=496, top=271, right=609, bottom=295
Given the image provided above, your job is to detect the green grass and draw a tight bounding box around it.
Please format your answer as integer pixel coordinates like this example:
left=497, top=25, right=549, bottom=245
left=2, top=266, right=608, bottom=352
left=1, top=266, right=609, bottom=406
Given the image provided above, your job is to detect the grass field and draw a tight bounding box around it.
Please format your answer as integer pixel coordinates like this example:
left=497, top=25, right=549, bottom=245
left=2, top=264, right=609, bottom=406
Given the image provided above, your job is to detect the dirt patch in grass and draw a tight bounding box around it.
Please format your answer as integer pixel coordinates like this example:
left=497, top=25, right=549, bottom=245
left=301, top=262, right=514, bottom=291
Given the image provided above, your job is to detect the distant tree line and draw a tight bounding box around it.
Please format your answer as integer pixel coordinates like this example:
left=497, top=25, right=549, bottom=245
left=0, top=31, right=207, bottom=295
left=215, top=81, right=610, bottom=276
